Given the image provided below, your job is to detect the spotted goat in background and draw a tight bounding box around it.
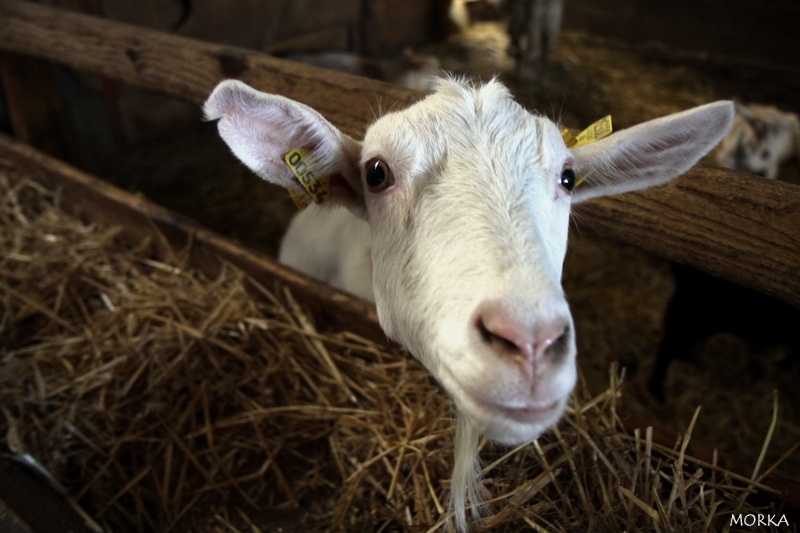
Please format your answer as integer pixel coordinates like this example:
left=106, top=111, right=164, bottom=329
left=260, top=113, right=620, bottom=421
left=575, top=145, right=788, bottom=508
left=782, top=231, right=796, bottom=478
left=712, top=103, right=800, bottom=180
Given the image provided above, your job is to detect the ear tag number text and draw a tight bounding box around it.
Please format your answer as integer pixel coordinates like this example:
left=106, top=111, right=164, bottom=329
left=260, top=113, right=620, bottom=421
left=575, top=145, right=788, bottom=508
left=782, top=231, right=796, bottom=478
left=284, top=148, right=330, bottom=210
left=561, top=115, right=613, bottom=148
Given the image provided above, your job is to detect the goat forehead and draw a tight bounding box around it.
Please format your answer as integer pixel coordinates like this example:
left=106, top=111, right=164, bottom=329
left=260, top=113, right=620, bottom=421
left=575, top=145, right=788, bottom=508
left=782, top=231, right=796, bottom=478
left=365, top=81, right=566, bottom=183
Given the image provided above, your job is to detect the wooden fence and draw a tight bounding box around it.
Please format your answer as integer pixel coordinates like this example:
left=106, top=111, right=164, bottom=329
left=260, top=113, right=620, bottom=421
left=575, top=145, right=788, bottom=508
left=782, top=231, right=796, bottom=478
left=1, top=0, right=798, bottom=307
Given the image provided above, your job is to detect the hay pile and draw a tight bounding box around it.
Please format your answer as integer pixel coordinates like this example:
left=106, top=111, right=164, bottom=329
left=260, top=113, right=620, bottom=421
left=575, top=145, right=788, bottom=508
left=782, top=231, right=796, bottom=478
left=0, top=164, right=792, bottom=532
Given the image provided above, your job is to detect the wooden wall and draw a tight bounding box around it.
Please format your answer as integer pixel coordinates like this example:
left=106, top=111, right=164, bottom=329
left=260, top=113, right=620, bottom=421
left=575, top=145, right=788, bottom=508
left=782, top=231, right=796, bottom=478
left=562, top=0, right=800, bottom=73
left=4, top=0, right=447, bottom=171
left=35, top=0, right=449, bottom=56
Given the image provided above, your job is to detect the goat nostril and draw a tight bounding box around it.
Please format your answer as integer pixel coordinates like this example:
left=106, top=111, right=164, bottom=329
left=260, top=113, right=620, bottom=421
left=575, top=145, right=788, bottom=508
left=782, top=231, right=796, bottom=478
left=476, top=303, right=570, bottom=363
left=542, top=324, right=570, bottom=359
left=477, top=316, right=518, bottom=353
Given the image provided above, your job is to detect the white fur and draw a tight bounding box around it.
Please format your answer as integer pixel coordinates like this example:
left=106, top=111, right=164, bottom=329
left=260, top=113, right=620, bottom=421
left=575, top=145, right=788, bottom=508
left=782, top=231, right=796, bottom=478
left=204, top=77, right=733, bottom=531
left=280, top=206, right=374, bottom=301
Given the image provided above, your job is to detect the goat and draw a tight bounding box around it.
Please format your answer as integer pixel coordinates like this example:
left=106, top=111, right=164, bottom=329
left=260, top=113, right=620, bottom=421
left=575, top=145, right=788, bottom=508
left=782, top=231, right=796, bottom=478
left=204, top=77, right=733, bottom=531
left=711, top=103, right=800, bottom=180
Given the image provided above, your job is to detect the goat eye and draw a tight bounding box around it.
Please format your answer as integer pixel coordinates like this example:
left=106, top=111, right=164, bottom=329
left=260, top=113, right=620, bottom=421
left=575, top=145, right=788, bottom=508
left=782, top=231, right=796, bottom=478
left=365, top=158, right=394, bottom=192
left=560, top=166, right=576, bottom=192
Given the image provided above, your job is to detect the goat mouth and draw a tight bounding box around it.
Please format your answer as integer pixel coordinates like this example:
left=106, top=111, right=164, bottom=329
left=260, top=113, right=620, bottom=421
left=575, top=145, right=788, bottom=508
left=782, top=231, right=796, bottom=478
left=438, top=366, right=565, bottom=426
left=472, top=396, right=567, bottom=444
left=466, top=391, right=564, bottom=426
left=489, top=400, right=561, bottom=423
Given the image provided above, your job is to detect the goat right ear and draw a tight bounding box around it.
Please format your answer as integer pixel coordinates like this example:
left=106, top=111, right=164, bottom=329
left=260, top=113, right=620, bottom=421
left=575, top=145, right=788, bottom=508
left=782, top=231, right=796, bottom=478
left=204, top=80, right=365, bottom=214
left=570, top=101, right=735, bottom=203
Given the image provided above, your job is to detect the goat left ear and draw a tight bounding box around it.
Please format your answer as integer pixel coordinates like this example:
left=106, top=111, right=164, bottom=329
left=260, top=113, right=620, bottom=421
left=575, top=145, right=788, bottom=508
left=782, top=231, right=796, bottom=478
left=570, top=101, right=735, bottom=203
left=204, top=80, right=366, bottom=215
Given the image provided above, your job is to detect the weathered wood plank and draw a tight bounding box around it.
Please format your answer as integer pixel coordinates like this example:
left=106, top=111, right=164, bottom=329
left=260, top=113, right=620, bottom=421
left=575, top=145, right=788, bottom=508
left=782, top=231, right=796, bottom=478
left=0, top=0, right=419, bottom=140
left=574, top=166, right=800, bottom=306
left=1, top=0, right=798, bottom=306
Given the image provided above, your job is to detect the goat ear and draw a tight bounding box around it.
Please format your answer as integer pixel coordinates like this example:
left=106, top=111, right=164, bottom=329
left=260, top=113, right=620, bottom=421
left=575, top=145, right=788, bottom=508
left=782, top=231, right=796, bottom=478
left=204, top=80, right=365, bottom=213
left=570, top=101, right=735, bottom=203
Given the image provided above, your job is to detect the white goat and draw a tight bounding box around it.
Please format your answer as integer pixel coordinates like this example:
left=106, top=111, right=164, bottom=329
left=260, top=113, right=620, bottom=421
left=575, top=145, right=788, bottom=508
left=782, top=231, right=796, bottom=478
left=712, top=103, right=800, bottom=180
left=204, top=77, right=733, bottom=531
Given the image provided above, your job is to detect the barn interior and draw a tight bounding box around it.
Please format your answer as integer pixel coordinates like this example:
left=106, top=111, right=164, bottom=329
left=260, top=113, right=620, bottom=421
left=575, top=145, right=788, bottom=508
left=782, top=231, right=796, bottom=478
left=1, top=0, right=799, bottom=531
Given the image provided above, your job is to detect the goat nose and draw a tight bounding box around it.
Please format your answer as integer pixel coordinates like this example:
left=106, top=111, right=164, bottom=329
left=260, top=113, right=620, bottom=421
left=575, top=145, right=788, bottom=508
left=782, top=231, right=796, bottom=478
left=475, top=302, right=570, bottom=366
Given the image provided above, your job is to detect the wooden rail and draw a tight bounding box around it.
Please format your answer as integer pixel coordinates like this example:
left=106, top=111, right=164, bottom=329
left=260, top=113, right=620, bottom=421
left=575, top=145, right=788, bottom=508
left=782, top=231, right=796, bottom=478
left=0, top=0, right=417, bottom=140
left=1, top=0, right=798, bottom=307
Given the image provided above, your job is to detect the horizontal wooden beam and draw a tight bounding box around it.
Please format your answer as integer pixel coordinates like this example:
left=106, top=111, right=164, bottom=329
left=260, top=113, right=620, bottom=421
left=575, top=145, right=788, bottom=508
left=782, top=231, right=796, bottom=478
left=1, top=0, right=798, bottom=306
left=0, top=0, right=419, bottom=139
left=574, top=166, right=800, bottom=307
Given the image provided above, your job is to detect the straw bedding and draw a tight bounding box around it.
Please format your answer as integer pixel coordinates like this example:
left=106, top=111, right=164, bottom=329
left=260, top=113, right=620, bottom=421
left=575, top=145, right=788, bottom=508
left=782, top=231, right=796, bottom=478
left=110, top=26, right=800, bottom=482
left=1, top=159, right=794, bottom=531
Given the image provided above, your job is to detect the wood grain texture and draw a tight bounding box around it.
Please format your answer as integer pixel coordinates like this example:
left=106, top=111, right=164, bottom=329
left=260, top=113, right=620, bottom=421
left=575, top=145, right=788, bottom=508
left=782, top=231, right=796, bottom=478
left=1, top=0, right=798, bottom=306
left=574, top=165, right=800, bottom=306
left=0, top=0, right=420, bottom=139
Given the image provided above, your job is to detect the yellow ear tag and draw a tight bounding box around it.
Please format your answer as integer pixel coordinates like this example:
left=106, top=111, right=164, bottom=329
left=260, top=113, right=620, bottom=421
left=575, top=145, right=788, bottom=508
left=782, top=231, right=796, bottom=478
left=561, top=128, right=578, bottom=147
left=284, top=148, right=330, bottom=210
left=561, top=115, right=613, bottom=148
left=561, top=116, right=612, bottom=188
